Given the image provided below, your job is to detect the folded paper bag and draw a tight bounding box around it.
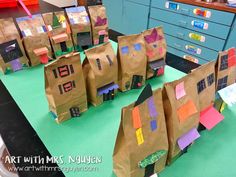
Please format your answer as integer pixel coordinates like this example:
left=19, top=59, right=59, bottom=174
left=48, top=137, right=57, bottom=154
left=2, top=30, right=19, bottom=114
left=52, top=33, right=68, bottom=44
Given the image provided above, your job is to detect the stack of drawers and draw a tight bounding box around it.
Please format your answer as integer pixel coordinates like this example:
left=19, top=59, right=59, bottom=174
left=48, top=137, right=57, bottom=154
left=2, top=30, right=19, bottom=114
left=149, top=0, right=235, bottom=64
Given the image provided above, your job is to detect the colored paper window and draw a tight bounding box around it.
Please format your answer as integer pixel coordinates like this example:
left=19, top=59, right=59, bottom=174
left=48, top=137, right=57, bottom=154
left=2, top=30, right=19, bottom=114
left=228, top=48, right=236, bottom=67
left=177, top=128, right=200, bottom=150
left=200, top=106, right=224, bottom=130
left=96, top=58, right=102, bottom=70
left=53, top=65, right=74, bottom=78
left=136, top=128, right=144, bottom=145
left=220, top=54, right=228, bottom=71
left=147, top=96, right=158, bottom=118
left=131, top=75, right=143, bottom=89
left=134, top=43, right=142, bottom=51
left=77, top=32, right=92, bottom=47
left=217, top=76, right=228, bottom=90
left=121, top=46, right=129, bottom=54
left=132, top=106, right=142, bottom=129
left=106, top=55, right=113, bottom=66
left=175, top=82, right=186, bottom=100
left=177, top=100, right=198, bottom=123
left=0, top=40, right=23, bottom=63
left=10, top=59, right=22, bottom=72
left=150, top=120, right=157, bottom=131
left=207, top=73, right=215, bottom=86
left=70, top=107, right=80, bottom=117
left=197, top=79, right=206, bottom=94
left=58, top=81, right=76, bottom=94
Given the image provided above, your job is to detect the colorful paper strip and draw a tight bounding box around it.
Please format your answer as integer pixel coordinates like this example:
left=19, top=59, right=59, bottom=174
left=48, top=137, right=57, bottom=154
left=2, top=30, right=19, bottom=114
left=177, top=128, right=200, bottom=150
left=136, top=128, right=144, bottom=145
left=132, top=106, right=142, bottom=129
left=177, top=100, right=198, bottom=123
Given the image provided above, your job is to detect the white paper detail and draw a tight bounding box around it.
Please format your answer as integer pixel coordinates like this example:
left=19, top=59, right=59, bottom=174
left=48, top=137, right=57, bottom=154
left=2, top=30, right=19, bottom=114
left=218, top=83, right=236, bottom=107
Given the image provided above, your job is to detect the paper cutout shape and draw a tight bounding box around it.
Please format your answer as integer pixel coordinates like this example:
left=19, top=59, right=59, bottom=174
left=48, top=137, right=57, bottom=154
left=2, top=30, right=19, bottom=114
left=149, top=59, right=165, bottom=70
left=218, top=83, right=236, bottom=107
left=146, top=50, right=155, bottom=58
left=10, top=59, right=22, bottom=72
left=132, top=106, right=142, bottom=129
left=220, top=102, right=226, bottom=113
left=99, top=35, right=105, bottom=44
left=33, top=47, right=48, bottom=56
left=58, top=80, right=76, bottom=94
left=177, top=128, right=200, bottom=150
left=77, top=32, right=92, bottom=47
left=60, top=42, right=68, bottom=52
left=97, top=83, right=119, bottom=95
left=228, top=48, right=236, bottom=67
left=131, top=75, right=143, bottom=89
left=175, top=82, right=186, bottom=100
left=106, top=55, right=113, bottom=66
left=136, top=128, right=144, bottom=145
left=200, top=106, right=224, bottom=130
left=157, top=67, right=164, bottom=76
left=144, top=28, right=163, bottom=44
left=52, top=33, right=68, bottom=44
left=138, top=150, right=167, bottom=168
left=0, top=40, right=23, bottom=63
left=53, top=65, right=74, bottom=78
left=96, top=58, right=102, bottom=70
left=150, top=120, right=157, bottom=131
left=103, top=89, right=115, bottom=101
left=95, top=16, right=107, bottom=27
left=177, top=100, right=198, bottom=123
left=148, top=96, right=158, bottom=118
left=197, top=79, right=206, bottom=94
left=135, top=84, right=153, bottom=107
left=134, top=43, right=141, bottom=51
left=220, top=55, right=228, bottom=71
left=121, top=46, right=129, bottom=54
left=52, top=12, right=61, bottom=28
left=217, top=76, right=228, bottom=90
left=70, top=107, right=80, bottom=117
left=207, top=73, right=215, bottom=86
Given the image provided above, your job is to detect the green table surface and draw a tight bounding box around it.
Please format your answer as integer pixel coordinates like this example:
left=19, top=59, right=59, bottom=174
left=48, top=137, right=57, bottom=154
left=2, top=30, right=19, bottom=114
left=1, top=41, right=236, bottom=177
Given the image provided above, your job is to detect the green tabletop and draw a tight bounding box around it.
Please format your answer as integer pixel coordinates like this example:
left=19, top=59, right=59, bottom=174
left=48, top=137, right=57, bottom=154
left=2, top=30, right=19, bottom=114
left=0, top=41, right=235, bottom=177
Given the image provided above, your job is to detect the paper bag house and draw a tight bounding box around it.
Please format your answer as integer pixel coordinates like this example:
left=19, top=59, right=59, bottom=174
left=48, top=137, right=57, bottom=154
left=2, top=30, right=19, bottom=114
left=191, top=61, right=224, bottom=131
left=163, top=73, right=200, bottom=165
left=113, top=84, right=169, bottom=177
left=88, top=5, right=109, bottom=45
left=45, top=52, right=87, bottom=123
left=83, top=42, right=118, bottom=106
left=42, top=11, right=74, bottom=58
left=117, top=34, right=147, bottom=92
left=143, top=27, right=167, bottom=79
left=66, top=7, right=92, bottom=52
left=0, top=18, right=28, bottom=74
left=16, top=14, right=52, bottom=66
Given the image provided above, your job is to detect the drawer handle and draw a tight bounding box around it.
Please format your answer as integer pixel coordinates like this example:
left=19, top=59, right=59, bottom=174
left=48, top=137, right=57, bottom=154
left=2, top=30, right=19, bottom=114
left=174, top=43, right=182, bottom=48
left=193, top=8, right=211, bottom=18
left=177, top=32, right=185, bottom=38
left=189, top=33, right=206, bottom=42
left=180, top=8, right=190, bottom=15
left=185, top=45, right=202, bottom=55
left=178, top=20, right=187, bottom=27
left=183, top=55, right=199, bottom=64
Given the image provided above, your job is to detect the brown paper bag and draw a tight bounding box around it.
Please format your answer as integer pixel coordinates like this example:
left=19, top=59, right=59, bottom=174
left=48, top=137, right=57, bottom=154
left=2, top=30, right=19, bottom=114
left=0, top=18, right=28, bottom=74
left=142, top=27, right=167, bottom=79
left=162, top=73, right=200, bottom=165
left=42, top=11, right=74, bottom=58
left=117, top=34, right=147, bottom=92
left=65, top=7, right=92, bottom=52
left=44, top=52, right=87, bottom=123
left=16, top=14, right=52, bottom=66
left=83, top=42, right=118, bottom=106
left=88, top=5, right=109, bottom=45
left=191, top=61, right=216, bottom=112
left=78, top=0, right=102, bottom=6
left=113, top=84, right=168, bottom=177
left=215, top=48, right=236, bottom=91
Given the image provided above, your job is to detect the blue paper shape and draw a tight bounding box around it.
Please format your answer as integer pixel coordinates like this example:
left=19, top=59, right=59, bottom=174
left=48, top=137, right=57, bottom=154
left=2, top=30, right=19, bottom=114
left=150, top=120, right=157, bottom=131
left=134, top=43, right=141, bottom=51
left=121, top=46, right=129, bottom=54
left=98, top=83, right=119, bottom=96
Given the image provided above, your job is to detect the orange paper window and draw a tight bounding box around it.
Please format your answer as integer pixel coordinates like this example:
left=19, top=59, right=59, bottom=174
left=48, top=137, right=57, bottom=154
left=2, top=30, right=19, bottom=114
left=52, top=33, right=68, bottom=44
left=177, top=100, right=198, bottom=123
left=132, top=106, right=142, bottom=129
